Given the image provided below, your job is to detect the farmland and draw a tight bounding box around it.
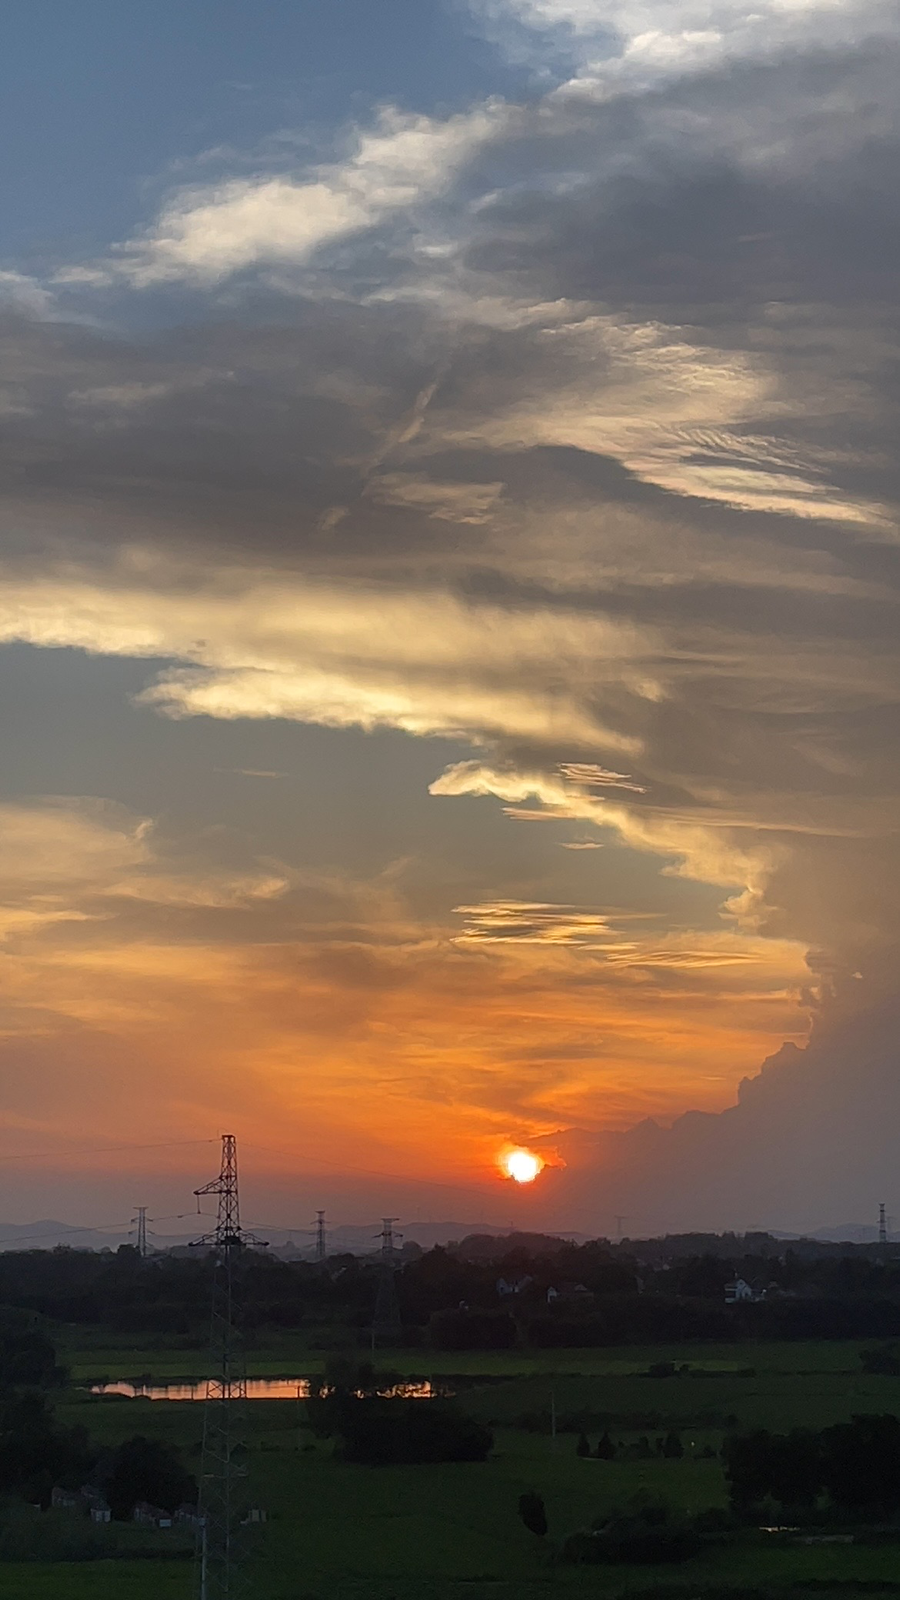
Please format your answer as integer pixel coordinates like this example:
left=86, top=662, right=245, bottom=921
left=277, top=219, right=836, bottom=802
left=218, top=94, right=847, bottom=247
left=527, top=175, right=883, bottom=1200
left=17, top=1334, right=900, bottom=1600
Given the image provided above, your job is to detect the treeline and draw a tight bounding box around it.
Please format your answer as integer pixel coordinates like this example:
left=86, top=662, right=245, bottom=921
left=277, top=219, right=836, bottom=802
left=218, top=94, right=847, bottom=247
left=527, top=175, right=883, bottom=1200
left=724, top=1414, right=900, bottom=1520
left=2, top=1237, right=900, bottom=1347
left=0, top=1245, right=372, bottom=1335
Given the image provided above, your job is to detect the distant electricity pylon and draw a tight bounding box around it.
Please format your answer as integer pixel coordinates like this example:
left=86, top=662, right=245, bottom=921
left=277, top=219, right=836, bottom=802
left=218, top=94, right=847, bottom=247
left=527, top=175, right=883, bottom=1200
left=132, top=1206, right=148, bottom=1259
left=314, top=1210, right=327, bottom=1264
left=192, top=1135, right=266, bottom=1600
left=372, top=1217, right=402, bottom=1345
left=880, top=1203, right=888, bottom=1248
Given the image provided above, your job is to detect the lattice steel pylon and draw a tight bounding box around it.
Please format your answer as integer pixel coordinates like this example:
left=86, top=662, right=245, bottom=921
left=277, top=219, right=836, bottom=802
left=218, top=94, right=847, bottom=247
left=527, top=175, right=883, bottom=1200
left=192, top=1135, right=266, bottom=1600
left=132, top=1206, right=148, bottom=1259
left=314, top=1210, right=327, bottom=1264
left=372, top=1217, right=403, bottom=1345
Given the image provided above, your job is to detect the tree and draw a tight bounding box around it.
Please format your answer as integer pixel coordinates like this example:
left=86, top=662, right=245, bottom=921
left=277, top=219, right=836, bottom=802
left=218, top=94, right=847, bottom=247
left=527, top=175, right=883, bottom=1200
left=723, top=1429, right=777, bottom=1509
left=565, top=1495, right=702, bottom=1565
left=98, top=1435, right=196, bottom=1520
left=662, top=1431, right=684, bottom=1459
left=0, top=1389, right=93, bottom=1506
left=306, top=1359, right=397, bottom=1438
left=595, top=1431, right=615, bottom=1460
left=0, top=1307, right=64, bottom=1388
left=821, top=1414, right=900, bottom=1517
left=768, top=1429, right=822, bottom=1511
left=576, top=1432, right=591, bottom=1457
left=335, top=1400, right=492, bottom=1466
left=724, top=1427, right=822, bottom=1513
left=518, top=1490, right=548, bottom=1538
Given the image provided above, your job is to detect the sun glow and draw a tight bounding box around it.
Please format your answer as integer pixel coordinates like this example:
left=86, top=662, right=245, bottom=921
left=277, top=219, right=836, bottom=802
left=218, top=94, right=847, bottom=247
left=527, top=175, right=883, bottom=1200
left=503, top=1148, right=542, bottom=1184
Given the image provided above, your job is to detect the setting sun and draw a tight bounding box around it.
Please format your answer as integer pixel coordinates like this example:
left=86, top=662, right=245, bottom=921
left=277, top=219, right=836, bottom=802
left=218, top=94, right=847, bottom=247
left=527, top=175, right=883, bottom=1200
left=503, top=1149, right=542, bottom=1184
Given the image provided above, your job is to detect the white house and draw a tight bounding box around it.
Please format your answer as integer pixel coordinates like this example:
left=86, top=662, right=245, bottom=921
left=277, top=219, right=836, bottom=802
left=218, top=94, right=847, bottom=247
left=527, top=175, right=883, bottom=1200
left=725, top=1278, right=756, bottom=1303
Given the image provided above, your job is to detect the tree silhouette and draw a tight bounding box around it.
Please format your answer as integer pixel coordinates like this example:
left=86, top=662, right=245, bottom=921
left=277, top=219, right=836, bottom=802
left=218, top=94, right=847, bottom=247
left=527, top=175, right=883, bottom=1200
left=518, top=1490, right=548, bottom=1538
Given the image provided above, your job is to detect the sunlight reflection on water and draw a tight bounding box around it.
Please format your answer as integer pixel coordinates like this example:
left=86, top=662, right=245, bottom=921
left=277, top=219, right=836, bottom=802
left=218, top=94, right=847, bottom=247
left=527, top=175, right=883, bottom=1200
left=89, top=1378, right=437, bottom=1401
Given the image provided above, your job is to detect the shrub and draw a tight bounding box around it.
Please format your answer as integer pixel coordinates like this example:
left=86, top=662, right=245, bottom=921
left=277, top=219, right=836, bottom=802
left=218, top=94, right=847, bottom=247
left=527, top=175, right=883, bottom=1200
left=518, top=1491, right=547, bottom=1538
left=860, top=1345, right=900, bottom=1376
left=564, top=1499, right=701, bottom=1565
left=337, top=1400, right=493, bottom=1466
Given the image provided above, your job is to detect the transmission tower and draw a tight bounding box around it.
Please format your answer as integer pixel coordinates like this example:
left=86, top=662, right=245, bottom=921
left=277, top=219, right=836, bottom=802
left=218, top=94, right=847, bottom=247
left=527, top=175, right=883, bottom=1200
left=132, top=1206, right=148, bottom=1259
left=372, top=1217, right=402, bottom=1346
left=314, top=1210, right=327, bottom=1264
left=191, top=1135, right=266, bottom=1600
left=879, top=1203, right=888, bottom=1248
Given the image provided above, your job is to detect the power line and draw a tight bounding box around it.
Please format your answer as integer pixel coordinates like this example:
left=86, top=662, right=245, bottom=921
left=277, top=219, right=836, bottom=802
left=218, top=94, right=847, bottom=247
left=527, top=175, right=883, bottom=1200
left=0, top=1138, right=217, bottom=1166
left=0, top=1219, right=132, bottom=1247
left=241, top=1139, right=502, bottom=1194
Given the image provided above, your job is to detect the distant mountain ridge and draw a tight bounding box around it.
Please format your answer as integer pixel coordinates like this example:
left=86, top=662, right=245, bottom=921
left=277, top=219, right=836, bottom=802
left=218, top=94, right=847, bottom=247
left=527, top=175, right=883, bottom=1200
left=0, top=1217, right=888, bottom=1254
left=0, top=1218, right=584, bottom=1255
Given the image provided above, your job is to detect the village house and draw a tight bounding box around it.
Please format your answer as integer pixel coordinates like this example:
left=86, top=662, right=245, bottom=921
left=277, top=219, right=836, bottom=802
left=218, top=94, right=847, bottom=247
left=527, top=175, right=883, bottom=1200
left=133, top=1501, right=173, bottom=1529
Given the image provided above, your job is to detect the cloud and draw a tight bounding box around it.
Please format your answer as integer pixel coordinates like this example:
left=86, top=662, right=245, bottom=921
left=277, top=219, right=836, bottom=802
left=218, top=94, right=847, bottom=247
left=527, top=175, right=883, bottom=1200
left=540, top=995, right=900, bottom=1233
left=0, top=794, right=810, bottom=1185
left=0, top=799, right=287, bottom=927
left=476, top=0, right=900, bottom=93
left=0, top=557, right=650, bottom=752
left=452, top=899, right=632, bottom=946
left=366, top=472, right=505, bottom=524
left=65, top=104, right=504, bottom=288
left=431, top=760, right=784, bottom=916
left=0, top=0, right=898, bottom=1209
left=426, top=308, right=895, bottom=529
left=0, top=272, right=56, bottom=319
left=558, top=762, right=646, bottom=792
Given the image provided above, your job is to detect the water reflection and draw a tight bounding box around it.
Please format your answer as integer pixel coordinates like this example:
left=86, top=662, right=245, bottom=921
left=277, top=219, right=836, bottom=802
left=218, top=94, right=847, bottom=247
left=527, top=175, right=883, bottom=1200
left=90, top=1378, right=437, bottom=1401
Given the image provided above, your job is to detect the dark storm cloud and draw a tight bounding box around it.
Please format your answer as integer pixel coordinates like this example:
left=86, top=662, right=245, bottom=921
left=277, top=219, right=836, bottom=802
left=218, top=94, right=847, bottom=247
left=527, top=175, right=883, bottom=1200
left=539, top=994, right=900, bottom=1233
left=461, top=48, right=900, bottom=312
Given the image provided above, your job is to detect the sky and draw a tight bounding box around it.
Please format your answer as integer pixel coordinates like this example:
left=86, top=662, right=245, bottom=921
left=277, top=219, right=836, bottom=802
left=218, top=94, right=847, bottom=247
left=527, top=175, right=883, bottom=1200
left=0, top=0, right=898, bottom=1236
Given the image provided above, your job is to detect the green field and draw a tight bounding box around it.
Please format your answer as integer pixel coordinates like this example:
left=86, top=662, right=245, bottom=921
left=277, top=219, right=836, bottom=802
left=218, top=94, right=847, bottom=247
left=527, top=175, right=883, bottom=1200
left=0, top=1563, right=190, bottom=1599
left=62, top=1331, right=882, bottom=1381
left=28, top=1336, right=900, bottom=1599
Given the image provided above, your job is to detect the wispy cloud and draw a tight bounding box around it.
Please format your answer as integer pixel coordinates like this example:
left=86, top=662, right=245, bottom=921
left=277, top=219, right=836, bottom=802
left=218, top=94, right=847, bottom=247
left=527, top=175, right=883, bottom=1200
left=453, top=898, right=634, bottom=946
left=60, top=105, right=505, bottom=288
left=475, top=0, right=899, bottom=92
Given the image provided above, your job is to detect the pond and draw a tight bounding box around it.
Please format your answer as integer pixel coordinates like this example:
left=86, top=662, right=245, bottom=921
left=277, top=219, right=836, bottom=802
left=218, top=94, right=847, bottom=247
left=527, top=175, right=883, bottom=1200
left=89, top=1378, right=437, bottom=1401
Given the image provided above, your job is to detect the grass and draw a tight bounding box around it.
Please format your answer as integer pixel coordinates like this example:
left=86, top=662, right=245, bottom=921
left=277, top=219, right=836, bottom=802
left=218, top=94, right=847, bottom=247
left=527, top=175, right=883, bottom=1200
left=61, top=1332, right=878, bottom=1381
left=41, top=1335, right=900, bottom=1598
left=0, top=1562, right=190, bottom=1598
